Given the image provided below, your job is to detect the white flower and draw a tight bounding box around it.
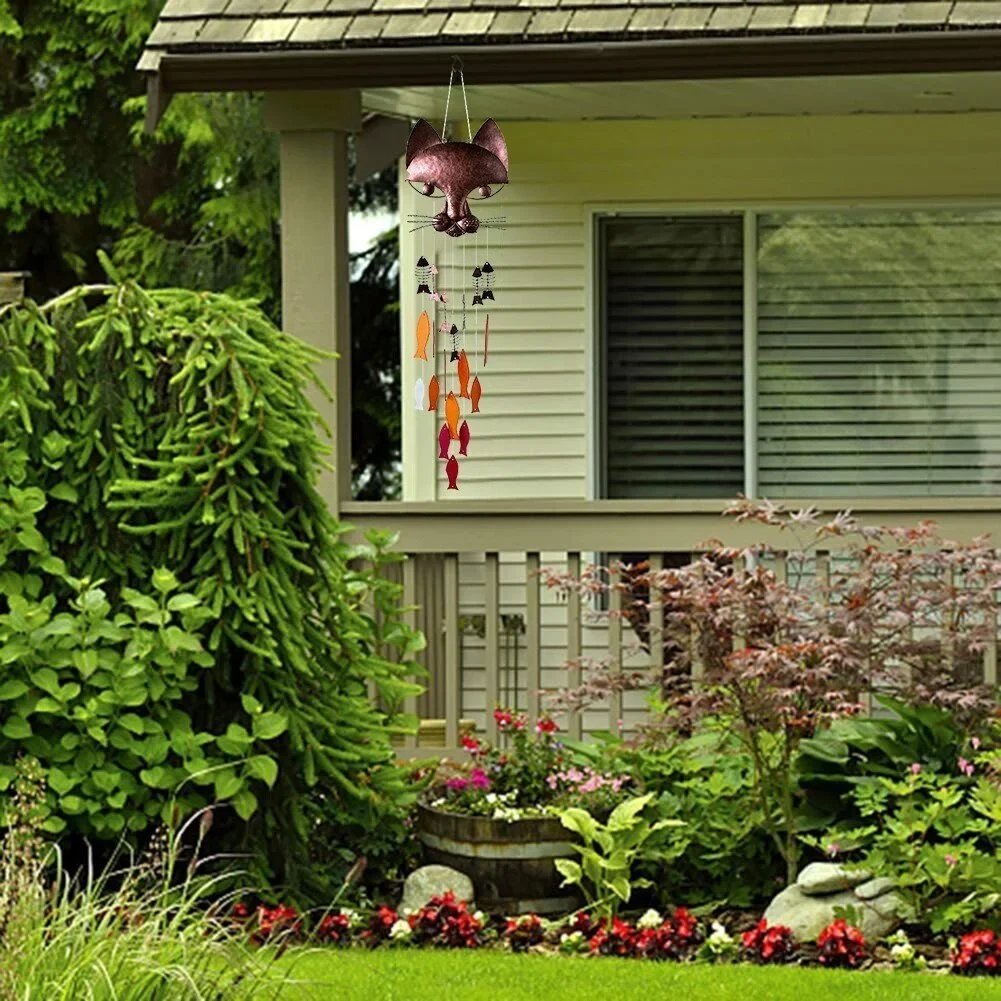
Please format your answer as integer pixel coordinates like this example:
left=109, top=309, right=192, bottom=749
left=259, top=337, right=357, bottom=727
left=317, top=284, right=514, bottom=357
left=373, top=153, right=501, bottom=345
left=473, top=911, right=486, bottom=925
left=389, top=919, right=412, bottom=940
left=637, top=908, right=662, bottom=930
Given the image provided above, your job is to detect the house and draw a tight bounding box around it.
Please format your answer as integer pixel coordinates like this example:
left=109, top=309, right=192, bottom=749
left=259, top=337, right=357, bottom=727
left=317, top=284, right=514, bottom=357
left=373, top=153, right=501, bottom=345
left=141, top=0, right=1001, bottom=748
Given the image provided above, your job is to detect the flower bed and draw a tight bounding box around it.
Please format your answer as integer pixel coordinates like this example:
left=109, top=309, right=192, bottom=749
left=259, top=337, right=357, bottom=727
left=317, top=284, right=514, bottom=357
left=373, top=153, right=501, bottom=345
left=230, top=897, right=1001, bottom=979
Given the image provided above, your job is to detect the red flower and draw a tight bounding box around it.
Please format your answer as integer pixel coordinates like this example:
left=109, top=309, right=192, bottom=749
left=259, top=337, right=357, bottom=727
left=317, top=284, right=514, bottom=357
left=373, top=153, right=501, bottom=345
left=365, top=905, right=399, bottom=943
left=535, top=716, right=559, bottom=735
left=590, top=917, right=638, bottom=958
left=254, top=903, right=301, bottom=944
left=504, top=914, right=546, bottom=952
left=635, top=908, right=702, bottom=961
left=315, top=912, right=352, bottom=945
left=230, top=901, right=253, bottom=922
left=460, top=734, right=482, bottom=753
left=953, top=929, right=1001, bottom=975
left=493, top=707, right=527, bottom=732
left=816, top=919, right=866, bottom=969
left=410, top=891, right=484, bottom=949
left=565, top=911, right=599, bottom=939
left=741, top=919, right=796, bottom=964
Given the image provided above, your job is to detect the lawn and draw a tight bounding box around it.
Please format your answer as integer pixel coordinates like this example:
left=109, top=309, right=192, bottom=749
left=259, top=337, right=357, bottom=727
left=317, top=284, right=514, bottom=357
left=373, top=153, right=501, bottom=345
left=277, top=950, right=992, bottom=1001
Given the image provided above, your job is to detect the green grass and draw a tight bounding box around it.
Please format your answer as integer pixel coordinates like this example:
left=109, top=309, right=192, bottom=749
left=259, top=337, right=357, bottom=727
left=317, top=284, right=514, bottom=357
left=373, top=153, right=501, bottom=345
left=277, top=950, right=992, bottom=1001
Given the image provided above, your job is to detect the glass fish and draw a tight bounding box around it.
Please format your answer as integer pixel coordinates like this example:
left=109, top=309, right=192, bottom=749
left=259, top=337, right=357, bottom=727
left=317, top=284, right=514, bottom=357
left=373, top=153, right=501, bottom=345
left=458, top=350, right=471, bottom=399
left=428, top=374, right=440, bottom=411
left=438, top=423, right=450, bottom=459
left=470, top=376, right=482, bottom=413
left=459, top=419, right=470, bottom=456
left=414, top=311, right=431, bottom=360
left=414, top=377, right=424, bottom=410
left=445, top=455, right=459, bottom=491
left=445, top=392, right=460, bottom=440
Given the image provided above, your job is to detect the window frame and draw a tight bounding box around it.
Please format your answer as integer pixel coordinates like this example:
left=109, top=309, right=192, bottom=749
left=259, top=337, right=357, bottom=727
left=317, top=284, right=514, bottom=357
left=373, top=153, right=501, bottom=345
left=587, top=201, right=1001, bottom=504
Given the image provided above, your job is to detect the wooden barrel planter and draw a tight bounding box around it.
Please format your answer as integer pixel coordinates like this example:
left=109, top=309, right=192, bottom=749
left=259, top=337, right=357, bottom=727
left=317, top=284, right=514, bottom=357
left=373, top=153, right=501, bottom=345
left=416, top=802, right=580, bottom=915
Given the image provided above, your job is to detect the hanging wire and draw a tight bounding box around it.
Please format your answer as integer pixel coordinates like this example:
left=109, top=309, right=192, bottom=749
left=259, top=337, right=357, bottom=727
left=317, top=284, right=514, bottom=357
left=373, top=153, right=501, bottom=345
left=442, top=56, right=473, bottom=141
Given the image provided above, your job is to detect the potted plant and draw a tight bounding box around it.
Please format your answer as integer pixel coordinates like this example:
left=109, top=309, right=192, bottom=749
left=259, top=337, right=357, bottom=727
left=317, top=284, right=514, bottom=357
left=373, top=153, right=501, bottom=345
left=416, top=709, right=631, bottom=914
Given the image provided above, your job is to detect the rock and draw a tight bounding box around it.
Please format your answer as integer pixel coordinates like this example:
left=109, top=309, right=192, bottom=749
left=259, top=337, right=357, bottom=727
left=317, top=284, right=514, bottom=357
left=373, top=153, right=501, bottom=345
left=855, top=876, right=895, bottom=901
left=763, top=884, right=900, bottom=942
left=796, top=862, right=870, bottom=896
left=867, top=891, right=904, bottom=920
left=400, top=864, right=474, bottom=914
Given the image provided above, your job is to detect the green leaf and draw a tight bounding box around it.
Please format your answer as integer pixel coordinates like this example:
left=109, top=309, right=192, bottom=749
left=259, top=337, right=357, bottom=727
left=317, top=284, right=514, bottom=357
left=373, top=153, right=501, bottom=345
left=119, top=714, right=145, bottom=735
left=166, top=593, right=200, bottom=612
left=49, top=483, right=78, bottom=504
left=30, top=667, right=61, bottom=696
left=232, top=788, right=259, bottom=820
left=49, top=768, right=75, bottom=795
left=240, top=694, right=263, bottom=715
left=214, top=770, right=243, bottom=800
left=0, top=680, right=28, bottom=701
left=607, top=794, right=654, bottom=832
left=246, top=755, right=278, bottom=788
left=2, top=716, right=32, bottom=739
left=252, top=712, right=287, bottom=741
left=152, top=568, right=178, bottom=594
left=554, top=858, right=582, bottom=887
left=559, top=807, right=600, bottom=843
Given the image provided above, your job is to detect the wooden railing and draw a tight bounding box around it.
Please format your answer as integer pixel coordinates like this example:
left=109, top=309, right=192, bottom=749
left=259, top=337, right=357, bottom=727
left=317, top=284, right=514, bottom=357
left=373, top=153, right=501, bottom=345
left=344, top=500, right=1001, bottom=753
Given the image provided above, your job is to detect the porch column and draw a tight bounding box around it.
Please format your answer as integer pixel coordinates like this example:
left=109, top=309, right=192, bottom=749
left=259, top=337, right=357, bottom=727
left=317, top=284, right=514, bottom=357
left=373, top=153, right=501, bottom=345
left=264, top=91, right=361, bottom=516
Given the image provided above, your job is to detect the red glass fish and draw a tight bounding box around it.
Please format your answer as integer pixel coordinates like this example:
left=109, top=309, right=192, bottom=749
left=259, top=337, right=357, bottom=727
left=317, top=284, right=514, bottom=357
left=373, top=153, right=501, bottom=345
left=438, top=423, right=450, bottom=459
left=470, top=376, right=482, bottom=413
left=428, top=374, right=440, bottom=412
left=458, top=419, right=470, bottom=456
left=445, top=455, right=459, bottom=490
left=445, top=392, right=460, bottom=440
left=458, top=350, right=471, bottom=399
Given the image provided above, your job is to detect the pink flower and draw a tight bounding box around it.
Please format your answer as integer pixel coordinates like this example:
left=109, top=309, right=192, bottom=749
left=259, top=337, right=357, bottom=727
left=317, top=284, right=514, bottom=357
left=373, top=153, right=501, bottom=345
left=959, top=757, right=975, bottom=777
left=972, top=737, right=982, bottom=751
left=470, top=767, right=491, bottom=791
left=910, top=762, right=922, bottom=776
left=826, top=842, right=841, bottom=859
left=446, top=776, right=469, bottom=792
left=945, top=854, right=958, bottom=868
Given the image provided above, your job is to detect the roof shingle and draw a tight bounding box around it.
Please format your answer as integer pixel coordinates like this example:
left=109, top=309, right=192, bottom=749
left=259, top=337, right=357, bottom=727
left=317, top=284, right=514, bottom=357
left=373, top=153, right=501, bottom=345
left=141, top=0, right=1000, bottom=74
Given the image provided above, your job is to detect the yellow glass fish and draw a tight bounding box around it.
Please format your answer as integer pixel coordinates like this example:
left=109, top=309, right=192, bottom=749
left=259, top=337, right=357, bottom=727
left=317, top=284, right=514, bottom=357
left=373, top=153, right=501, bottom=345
left=445, top=392, right=460, bottom=440
left=414, top=311, right=431, bottom=360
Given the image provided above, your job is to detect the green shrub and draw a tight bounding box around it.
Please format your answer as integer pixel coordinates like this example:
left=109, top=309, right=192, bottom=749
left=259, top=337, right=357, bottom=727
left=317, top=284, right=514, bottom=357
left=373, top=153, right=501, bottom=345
left=0, top=275, right=423, bottom=896
left=578, top=731, right=783, bottom=908
left=821, top=761, right=1001, bottom=932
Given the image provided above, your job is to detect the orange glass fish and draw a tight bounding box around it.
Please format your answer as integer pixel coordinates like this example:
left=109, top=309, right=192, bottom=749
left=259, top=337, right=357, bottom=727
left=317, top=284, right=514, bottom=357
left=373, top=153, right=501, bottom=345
left=445, top=392, right=460, bottom=440
left=458, top=419, right=470, bottom=456
left=428, top=374, right=440, bottom=411
left=458, top=350, right=471, bottom=399
left=438, top=423, right=451, bottom=459
left=445, top=455, right=459, bottom=491
left=470, top=376, right=482, bottom=413
left=414, top=311, right=431, bottom=360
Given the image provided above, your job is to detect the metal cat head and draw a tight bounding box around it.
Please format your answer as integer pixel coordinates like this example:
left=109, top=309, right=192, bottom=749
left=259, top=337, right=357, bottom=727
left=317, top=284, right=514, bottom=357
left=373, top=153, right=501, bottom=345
left=406, top=118, right=509, bottom=238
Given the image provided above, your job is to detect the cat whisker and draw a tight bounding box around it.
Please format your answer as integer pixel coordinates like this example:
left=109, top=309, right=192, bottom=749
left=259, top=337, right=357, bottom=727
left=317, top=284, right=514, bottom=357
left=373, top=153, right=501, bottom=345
left=409, top=223, right=435, bottom=234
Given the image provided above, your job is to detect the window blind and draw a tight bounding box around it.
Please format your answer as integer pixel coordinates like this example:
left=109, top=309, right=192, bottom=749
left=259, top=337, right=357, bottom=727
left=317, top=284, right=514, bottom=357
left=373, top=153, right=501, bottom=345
left=757, top=210, right=1001, bottom=498
left=601, top=216, right=744, bottom=499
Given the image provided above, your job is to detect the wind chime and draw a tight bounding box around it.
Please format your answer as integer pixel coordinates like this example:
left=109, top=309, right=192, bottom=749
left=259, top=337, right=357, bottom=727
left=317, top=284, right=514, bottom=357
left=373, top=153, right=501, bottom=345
left=407, top=59, right=507, bottom=492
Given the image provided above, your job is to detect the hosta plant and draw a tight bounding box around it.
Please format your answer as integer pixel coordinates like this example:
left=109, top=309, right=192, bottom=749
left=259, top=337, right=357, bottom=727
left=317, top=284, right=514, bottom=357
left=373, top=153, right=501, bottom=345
left=555, top=793, right=680, bottom=919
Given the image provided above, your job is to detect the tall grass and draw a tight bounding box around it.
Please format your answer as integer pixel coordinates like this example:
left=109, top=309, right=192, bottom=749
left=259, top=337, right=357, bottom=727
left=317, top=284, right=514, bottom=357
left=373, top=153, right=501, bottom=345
left=0, top=759, right=287, bottom=1000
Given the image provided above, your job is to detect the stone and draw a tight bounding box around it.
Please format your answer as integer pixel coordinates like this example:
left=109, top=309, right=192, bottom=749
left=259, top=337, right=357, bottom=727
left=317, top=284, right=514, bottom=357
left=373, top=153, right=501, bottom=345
left=855, top=876, right=896, bottom=901
left=763, top=884, right=900, bottom=942
left=400, top=864, right=474, bottom=914
left=796, top=862, right=870, bottom=896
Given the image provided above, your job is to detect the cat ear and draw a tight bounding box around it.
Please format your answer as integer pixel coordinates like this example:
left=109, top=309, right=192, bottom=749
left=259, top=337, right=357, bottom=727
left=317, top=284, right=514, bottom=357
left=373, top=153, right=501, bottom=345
left=471, top=119, right=509, bottom=174
left=406, top=119, right=442, bottom=167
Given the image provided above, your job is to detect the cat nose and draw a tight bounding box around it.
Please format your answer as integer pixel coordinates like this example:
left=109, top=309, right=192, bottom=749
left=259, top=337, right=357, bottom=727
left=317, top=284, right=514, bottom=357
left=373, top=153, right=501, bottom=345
left=458, top=216, right=479, bottom=234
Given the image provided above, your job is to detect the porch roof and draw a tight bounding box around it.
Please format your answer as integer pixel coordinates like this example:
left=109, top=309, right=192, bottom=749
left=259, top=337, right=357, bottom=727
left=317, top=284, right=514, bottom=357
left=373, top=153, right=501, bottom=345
left=141, top=1, right=1001, bottom=95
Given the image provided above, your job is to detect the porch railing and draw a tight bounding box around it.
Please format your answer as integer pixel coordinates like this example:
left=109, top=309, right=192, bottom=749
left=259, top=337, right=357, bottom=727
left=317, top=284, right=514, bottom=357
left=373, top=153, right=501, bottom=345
left=344, top=500, right=1001, bottom=754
